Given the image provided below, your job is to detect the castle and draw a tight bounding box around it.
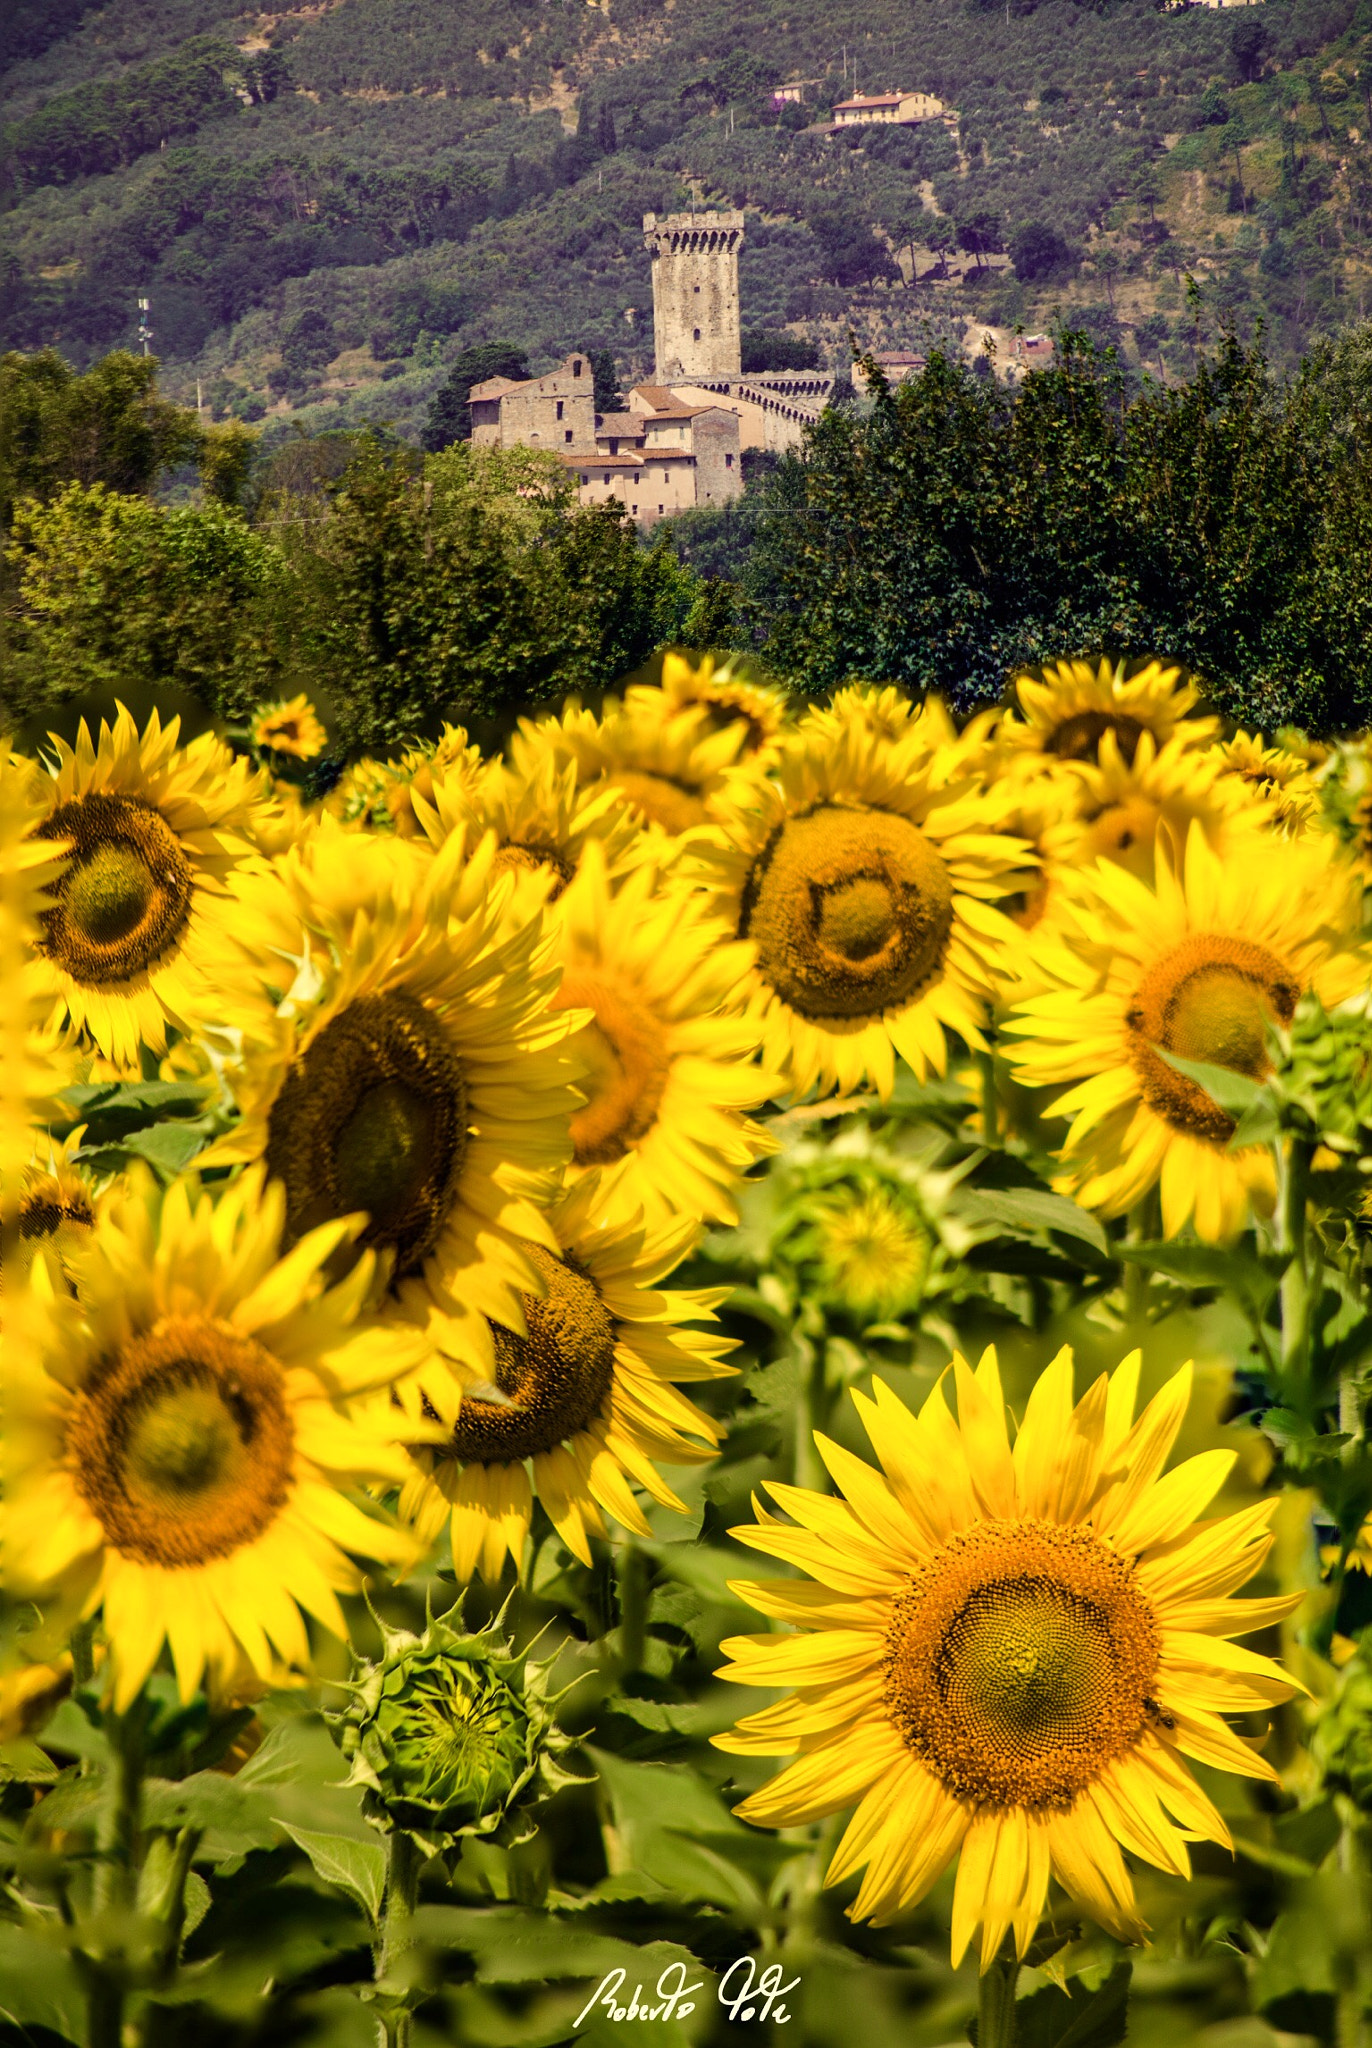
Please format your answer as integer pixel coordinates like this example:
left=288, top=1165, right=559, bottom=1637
left=467, top=210, right=832, bottom=529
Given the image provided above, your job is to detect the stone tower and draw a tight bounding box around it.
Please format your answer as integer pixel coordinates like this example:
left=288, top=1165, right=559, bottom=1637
left=642, top=209, right=744, bottom=381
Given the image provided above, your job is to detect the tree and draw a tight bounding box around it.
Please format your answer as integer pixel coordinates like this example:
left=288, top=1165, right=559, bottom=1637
left=280, top=308, right=335, bottom=376
left=1009, top=222, right=1074, bottom=282
left=741, top=331, right=821, bottom=373
left=1230, top=17, right=1271, bottom=84
left=3, top=484, right=288, bottom=725
left=588, top=348, right=627, bottom=414
left=957, top=211, right=1005, bottom=272
left=744, top=330, right=1372, bottom=732
left=808, top=204, right=900, bottom=288
left=421, top=344, right=530, bottom=451
left=287, top=441, right=714, bottom=745
left=0, top=349, right=247, bottom=533
left=925, top=218, right=959, bottom=280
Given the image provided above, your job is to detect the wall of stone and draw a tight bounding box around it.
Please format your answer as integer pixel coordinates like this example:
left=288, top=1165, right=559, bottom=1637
left=690, top=407, right=743, bottom=506
left=643, top=211, right=744, bottom=381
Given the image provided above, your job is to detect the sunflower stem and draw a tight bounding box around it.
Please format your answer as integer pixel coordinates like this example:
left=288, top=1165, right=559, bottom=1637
left=86, top=1698, right=147, bottom=2048
left=976, top=1952, right=1020, bottom=2048
left=376, top=1830, right=421, bottom=2048
left=978, top=1050, right=1000, bottom=1145
left=795, top=1336, right=829, bottom=1493
left=614, top=1537, right=649, bottom=1680
left=1276, top=1134, right=1315, bottom=1387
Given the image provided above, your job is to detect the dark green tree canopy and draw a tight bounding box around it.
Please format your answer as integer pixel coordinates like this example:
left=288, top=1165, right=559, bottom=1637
left=742, top=329, right=1372, bottom=732
left=422, top=343, right=532, bottom=452
left=1009, top=221, right=1074, bottom=283
left=742, top=331, right=822, bottom=373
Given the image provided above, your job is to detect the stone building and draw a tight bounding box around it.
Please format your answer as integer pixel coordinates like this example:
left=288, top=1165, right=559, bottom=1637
left=830, top=91, right=946, bottom=128
left=641, top=209, right=832, bottom=453
left=464, top=203, right=837, bottom=523
left=643, top=210, right=745, bottom=381
left=468, top=351, right=741, bottom=529
left=468, top=352, right=597, bottom=451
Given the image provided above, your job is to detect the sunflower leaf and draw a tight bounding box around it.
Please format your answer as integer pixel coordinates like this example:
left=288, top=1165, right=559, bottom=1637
left=982, top=1960, right=1131, bottom=2048
left=278, top=1823, right=386, bottom=1927
left=1118, top=1242, right=1282, bottom=1321
left=956, top=1187, right=1109, bottom=1257
left=54, top=1079, right=211, bottom=1140
left=1153, top=1049, right=1274, bottom=1137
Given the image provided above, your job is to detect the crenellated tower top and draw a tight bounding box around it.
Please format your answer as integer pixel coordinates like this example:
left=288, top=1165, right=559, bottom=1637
left=642, top=209, right=745, bottom=381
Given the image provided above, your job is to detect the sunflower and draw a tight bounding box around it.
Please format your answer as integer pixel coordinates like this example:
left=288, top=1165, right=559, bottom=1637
left=1, top=1167, right=420, bottom=1709
left=1217, top=731, right=1318, bottom=837
left=205, top=823, right=581, bottom=1378
left=545, top=844, right=776, bottom=1229
left=251, top=695, right=327, bottom=761
left=5, top=1139, right=99, bottom=1288
left=633, top=650, right=792, bottom=761
left=715, top=1345, right=1300, bottom=1965
left=245, top=777, right=322, bottom=858
left=28, top=706, right=271, bottom=1069
left=1005, top=823, right=1369, bottom=1239
left=1000, top=658, right=1217, bottom=773
left=413, top=747, right=648, bottom=915
left=0, top=745, right=74, bottom=1215
left=382, top=728, right=487, bottom=839
left=808, top=1185, right=934, bottom=1321
left=1042, top=728, right=1264, bottom=888
left=518, top=695, right=763, bottom=841
left=696, top=707, right=1029, bottom=1099
left=801, top=684, right=961, bottom=756
left=396, top=1174, right=735, bottom=1581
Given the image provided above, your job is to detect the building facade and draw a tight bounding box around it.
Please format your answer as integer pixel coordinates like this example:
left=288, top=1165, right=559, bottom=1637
left=830, top=91, right=947, bottom=127
left=643, top=209, right=745, bottom=381
left=471, top=354, right=742, bottom=529
left=463, top=203, right=838, bottom=522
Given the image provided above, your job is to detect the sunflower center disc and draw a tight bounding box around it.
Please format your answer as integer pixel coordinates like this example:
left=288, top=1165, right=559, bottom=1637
left=1126, top=934, right=1300, bottom=1143
left=1079, top=798, right=1160, bottom=876
left=605, top=769, right=707, bottom=835
left=38, top=793, right=193, bottom=986
left=884, top=1520, right=1159, bottom=1809
left=743, top=805, right=954, bottom=1019
left=558, top=972, right=671, bottom=1166
left=68, top=1317, right=294, bottom=1566
left=265, top=991, right=468, bottom=1273
left=492, top=840, right=576, bottom=896
left=1048, top=711, right=1147, bottom=765
left=446, top=1246, right=616, bottom=1462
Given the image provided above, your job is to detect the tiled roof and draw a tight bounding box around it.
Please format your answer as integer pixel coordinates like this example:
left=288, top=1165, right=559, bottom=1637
left=563, top=452, right=643, bottom=470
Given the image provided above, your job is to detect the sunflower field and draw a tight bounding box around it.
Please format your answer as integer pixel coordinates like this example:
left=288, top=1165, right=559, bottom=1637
left=7, top=651, right=1372, bottom=2048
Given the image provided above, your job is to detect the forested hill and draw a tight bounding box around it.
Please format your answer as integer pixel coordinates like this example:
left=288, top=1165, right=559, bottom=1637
left=3, top=0, right=1371, bottom=438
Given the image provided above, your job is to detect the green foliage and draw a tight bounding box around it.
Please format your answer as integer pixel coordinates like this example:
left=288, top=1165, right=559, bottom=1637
left=3, top=482, right=289, bottom=726
left=283, top=439, right=712, bottom=746
left=0, top=350, right=208, bottom=532
left=742, top=328, right=1372, bottom=726
left=422, top=343, right=531, bottom=452
left=741, top=329, right=821, bottom=372
left=1009, top=221, right=1075, bottom=283
left=2, top=36, right=245, bottom=191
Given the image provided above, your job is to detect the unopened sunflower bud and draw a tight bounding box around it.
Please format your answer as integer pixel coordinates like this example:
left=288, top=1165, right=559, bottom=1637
left=329, top=1606, right=579, bottom=1858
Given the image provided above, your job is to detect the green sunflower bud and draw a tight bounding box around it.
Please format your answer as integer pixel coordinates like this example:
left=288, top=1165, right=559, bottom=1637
left=329, top=1605, right=579, bottom=1858
left=1312, top=1659, right=1372, bottom=1810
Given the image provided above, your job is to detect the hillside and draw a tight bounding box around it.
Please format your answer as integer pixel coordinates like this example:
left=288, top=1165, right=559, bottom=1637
left=3, top=0, right=1371, bottom=437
